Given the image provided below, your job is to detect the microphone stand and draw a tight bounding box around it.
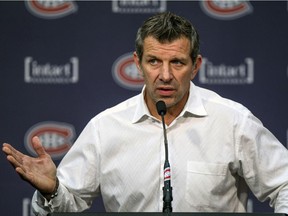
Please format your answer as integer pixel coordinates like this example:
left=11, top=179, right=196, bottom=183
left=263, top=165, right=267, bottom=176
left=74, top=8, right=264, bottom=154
left=157, top=101, right=173, bottom=213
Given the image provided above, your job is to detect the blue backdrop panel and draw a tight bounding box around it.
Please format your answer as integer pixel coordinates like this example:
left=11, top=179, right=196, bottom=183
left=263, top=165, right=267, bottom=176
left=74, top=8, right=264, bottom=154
left=0, top=1, right=287, bottom=215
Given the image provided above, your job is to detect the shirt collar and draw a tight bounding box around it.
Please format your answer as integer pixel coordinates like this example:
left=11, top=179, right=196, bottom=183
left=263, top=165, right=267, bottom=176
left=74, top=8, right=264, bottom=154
left=132, top=86, right=151, bottom=123
left=132, top=82, right=208, bottom=123
left=181, top=82, right=208, bottom=117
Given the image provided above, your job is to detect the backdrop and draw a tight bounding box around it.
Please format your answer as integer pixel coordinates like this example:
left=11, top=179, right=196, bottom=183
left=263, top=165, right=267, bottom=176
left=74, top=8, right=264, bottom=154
left=1, top=1, right=288, bottom=215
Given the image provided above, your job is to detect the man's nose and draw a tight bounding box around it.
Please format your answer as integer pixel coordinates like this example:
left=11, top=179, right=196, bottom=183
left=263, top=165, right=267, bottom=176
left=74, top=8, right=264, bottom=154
left=159, top=63, right=172, bottom=82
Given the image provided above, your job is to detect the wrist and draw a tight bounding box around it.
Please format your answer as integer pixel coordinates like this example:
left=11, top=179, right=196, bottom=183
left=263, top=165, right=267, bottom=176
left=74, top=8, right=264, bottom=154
left=41, top=177, right=59, bottom=200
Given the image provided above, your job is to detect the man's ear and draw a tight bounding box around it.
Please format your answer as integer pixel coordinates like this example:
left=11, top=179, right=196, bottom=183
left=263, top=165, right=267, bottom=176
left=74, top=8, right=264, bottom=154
left=191, top=55, right=202, bottom=80
left=133, top=52, right=141, bottom=71
left=133, top=51, right=144, bottom=77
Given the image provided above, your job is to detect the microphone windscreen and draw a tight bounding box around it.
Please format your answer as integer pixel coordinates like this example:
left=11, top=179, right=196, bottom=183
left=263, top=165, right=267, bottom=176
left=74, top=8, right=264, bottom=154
left=156, top=100, right=167, bottom=116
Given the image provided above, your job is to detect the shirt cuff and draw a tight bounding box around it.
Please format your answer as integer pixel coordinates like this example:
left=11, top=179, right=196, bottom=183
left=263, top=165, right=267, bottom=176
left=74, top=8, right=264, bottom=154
left=34, top=183, right=64, bottom=209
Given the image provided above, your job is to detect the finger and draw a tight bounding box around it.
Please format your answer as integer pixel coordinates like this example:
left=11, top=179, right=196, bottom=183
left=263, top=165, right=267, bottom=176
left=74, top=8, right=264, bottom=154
left=31, top=136, right=47, bottom=157
left=2, top=143, right=26, bottom=164
left=6, top=155, right=25, bottom=172
left=2, top=143, right=15, bottom=155
left=14, top=166, right=35, bottom=185
left=15, top=167, right=29, bottom=180
left=3, top=143, right=25, bottom=157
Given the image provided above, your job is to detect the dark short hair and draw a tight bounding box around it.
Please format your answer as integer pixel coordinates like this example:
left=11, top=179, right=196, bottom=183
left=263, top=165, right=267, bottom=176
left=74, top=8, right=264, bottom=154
left=135, top=11, right=200, bottom=63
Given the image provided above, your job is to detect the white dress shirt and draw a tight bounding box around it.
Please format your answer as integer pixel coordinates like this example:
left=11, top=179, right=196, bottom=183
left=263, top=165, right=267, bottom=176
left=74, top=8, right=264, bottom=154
left=32, top=82, right=288, bottom=215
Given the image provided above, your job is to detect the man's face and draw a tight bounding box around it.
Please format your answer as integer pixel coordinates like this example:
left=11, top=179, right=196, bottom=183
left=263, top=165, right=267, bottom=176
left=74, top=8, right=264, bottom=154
left=134, top=36, right=201, bottom=111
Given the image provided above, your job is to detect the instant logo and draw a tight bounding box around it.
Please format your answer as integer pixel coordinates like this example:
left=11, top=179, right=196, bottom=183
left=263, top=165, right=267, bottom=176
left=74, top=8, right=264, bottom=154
left=24, top=121, right=76, bottom=159
left=199, top=58, right=254, bottom=84
left=200, top=0, right=253, bottom=20
left=24, top=57, right=79, bottom=84
left=112, top=0, right=166, bottom=13
left=25, top=0, right=77, bottom=19
left=112, top=52, right=144, bottom=90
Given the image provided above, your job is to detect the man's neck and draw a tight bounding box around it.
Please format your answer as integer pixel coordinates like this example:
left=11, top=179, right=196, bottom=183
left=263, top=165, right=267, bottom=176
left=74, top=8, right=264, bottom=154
left=145, top=94, right=189, bottom=126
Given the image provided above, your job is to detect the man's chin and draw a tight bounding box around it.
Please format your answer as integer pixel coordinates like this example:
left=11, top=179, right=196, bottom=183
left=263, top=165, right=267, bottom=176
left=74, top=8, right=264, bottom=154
left=157, top=98, right=175, bottom=108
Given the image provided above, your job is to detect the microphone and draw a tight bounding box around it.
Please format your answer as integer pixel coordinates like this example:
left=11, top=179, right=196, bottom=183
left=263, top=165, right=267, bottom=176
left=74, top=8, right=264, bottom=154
left=156, top=100, right=173, bottom=213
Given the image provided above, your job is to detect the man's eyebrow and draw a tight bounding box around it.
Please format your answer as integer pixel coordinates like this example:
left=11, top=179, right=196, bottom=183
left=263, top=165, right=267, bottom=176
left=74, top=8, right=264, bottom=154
left=145, top=54, right=157, bottom=58
left=171, top=56, right=187, bottom=62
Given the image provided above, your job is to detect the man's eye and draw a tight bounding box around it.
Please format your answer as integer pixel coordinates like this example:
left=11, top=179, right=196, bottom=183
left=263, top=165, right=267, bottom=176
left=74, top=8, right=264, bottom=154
left=172, top=60, right=183, bottom=65
left=149, top=59, right=158, bottom=65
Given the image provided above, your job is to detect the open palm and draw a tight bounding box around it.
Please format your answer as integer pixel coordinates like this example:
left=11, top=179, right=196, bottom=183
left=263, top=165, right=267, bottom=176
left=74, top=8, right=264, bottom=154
left=2, top=136, right=57, bottom=195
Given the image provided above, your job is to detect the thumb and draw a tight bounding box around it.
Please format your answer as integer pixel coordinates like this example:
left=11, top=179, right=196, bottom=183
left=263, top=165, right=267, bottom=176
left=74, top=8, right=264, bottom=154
left=32, top=136, right=47, bottom=157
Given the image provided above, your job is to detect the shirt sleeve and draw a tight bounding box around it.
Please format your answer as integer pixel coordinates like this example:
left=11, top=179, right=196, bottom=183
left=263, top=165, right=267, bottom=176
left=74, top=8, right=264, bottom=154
left=31, top=118, right=101, bottom=214
left=238, top=111, right=288, bottom=213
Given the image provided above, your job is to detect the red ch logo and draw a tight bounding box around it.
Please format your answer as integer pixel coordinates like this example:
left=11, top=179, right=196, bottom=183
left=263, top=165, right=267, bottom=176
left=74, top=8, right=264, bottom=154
left=24, top=121, right=76, bottom=159
left=25, top=0, right=77, bottom=19
left=200, top=0, right=253, bottom=20
left=112, top=52, right=145, bottom=90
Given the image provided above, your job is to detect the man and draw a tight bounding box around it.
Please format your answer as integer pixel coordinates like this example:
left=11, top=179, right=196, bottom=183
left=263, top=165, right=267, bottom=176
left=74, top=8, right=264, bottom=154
left=3, top=12, right=288, bottom=215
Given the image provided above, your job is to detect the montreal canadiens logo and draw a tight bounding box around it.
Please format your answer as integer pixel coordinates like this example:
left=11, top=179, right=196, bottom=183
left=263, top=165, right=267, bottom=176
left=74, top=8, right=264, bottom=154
left=25, top=0, right=77, bottom=19
left=112, top=52, right=145, bottom=90
left=200, top=0, right=253, bottom=20
left=24, top=121, right=76, bottom=159
left=164, top=167, right=171, bottom=181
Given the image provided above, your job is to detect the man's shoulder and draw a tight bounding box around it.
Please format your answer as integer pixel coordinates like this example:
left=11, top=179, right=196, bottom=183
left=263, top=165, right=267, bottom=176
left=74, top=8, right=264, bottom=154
left=93, top=93, right=141, bottom=120
left=195, top=85, right=250, bottom=115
